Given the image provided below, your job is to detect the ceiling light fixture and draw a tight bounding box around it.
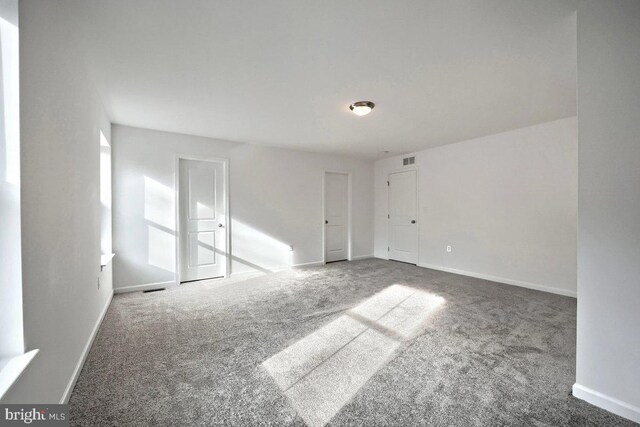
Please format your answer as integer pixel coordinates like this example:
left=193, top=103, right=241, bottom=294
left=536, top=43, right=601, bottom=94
left=349, top=101, right=375, bottom=116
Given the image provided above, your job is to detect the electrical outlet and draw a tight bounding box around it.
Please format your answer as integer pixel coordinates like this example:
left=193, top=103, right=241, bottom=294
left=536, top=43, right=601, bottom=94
left=446, top=245, right=452, bottom=253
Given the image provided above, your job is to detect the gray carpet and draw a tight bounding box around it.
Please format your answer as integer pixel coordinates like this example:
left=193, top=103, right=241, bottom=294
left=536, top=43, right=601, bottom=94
left=69, top=259, right=634, bottom=426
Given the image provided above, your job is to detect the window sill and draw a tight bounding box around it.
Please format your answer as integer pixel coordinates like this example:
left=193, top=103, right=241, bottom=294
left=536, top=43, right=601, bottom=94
left=0, top=349, right=39, bottom=399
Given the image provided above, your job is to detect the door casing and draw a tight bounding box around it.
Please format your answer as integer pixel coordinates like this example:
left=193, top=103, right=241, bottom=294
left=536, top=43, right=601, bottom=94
left=387, top=167, right=419, bottom=264
left=175, top=154, right=230, bottom=283
left=322, top=170, right=352, bottom=264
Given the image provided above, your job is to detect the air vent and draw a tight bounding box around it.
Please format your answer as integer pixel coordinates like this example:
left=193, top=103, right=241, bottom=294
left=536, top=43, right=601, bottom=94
left=403, top=156, right=415, bottom=166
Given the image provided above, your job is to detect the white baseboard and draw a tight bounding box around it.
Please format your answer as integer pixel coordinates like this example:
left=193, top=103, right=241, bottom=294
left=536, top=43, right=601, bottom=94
left=417, top=263, right=577, bottom=298
left=293, top=261, right=324, bottom=268
left=351, top=254, right=374, bottom=261
left=573, top=383, right=640, bottom=423
left=60, top=292, right=113, bottom=403
left=113, top=281, right=177, bottom=294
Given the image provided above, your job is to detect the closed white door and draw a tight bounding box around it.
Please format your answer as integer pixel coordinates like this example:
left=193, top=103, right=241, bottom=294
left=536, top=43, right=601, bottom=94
left=388, top=170, right=418, bottom=264
left=179, top=159, right=227, bottom=282
left=324, top=172, right=349, bottom=263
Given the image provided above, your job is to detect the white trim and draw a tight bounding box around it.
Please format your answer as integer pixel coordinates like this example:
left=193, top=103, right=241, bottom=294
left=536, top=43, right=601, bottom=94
left=573, top=383, right=640, bottom=424
left=113, top=280, right=177, bottom=294
left=351, top=254, right=374, bottom=261
left=60, top=292, right=113, bottom=403
left=418, top=263, right=577, bottom=297
left=0, top=350, right=39, bottom=400
left=322, top=170, right=352, bottom=264
left=175, top=155, right=231, bottom=283
left=387, top=167, right=419, bottom=264
left=100, top=253, right=115, bottom=267
left=293, top=261, right=325, bottom=268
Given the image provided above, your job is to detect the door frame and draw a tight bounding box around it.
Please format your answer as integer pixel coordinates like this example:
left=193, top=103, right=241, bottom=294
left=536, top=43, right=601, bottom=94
left=387, top=166, right=419, bottom=262
left=174, top=154, right=231, bottom=284
left=322, top=170, right=352, bottom=264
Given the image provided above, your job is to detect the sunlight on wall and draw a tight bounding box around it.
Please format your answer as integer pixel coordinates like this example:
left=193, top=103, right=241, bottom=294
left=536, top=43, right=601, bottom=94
left=263, top=285, right=445, bottom=427
left=144, top=176, right=176, bottom=272
left=148, top=225, right=175, bottom=272
left=142, top=175, right=293, bottom=276
left=231, top=219, right=291, bottom=273
left=142, top=174, right=295, bottom=276
left=144, top=176, right=175, bottom=230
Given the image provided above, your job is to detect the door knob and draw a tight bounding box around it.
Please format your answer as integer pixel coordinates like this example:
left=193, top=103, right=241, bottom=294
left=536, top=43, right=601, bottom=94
left=218, top=223, right=224, bottom=228
left=411, top=220, right=416, bottom=224
left=325, top=220, right=328, bottom=224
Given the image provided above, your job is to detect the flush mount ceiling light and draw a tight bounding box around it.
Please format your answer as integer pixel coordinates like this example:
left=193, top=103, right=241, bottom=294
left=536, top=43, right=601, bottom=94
left=349, top=101, right=375, bottom=116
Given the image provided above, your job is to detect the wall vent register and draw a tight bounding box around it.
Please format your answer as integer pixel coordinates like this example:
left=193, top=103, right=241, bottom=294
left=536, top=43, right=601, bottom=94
left=403, top=156, right=415, bottom=166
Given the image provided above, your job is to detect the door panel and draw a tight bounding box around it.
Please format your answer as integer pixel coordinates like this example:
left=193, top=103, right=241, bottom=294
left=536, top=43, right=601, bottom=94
left=388, top=170, right=418, bottom=264
left=326, top=225, right=345, bottom=251
left=325, top=172, right=349, bottom=262
left=188, top=166, right=216, bottom=219
left=179, top=159, right=226, bottom=281
left=188, top=231, right=215, bottom=267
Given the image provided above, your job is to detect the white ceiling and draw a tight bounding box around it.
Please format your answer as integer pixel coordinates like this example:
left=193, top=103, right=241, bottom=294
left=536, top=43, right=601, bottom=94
left=66, top=0, right=578, bottom=159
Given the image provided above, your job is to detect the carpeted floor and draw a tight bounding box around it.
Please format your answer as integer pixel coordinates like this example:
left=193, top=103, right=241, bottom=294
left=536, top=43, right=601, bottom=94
left=69, top=259, right=633, bottom=426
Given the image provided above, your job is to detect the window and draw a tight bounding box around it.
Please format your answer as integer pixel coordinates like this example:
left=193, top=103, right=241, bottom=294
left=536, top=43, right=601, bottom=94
left=100, top=130, right=113, bottom=265
left=0, top=0, right=38, bottom=399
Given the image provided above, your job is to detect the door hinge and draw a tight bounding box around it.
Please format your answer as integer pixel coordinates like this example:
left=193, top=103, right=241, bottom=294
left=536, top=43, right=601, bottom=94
left=387, top=214, right=390, bottom=219
left=388, top=246, right=390, bottom=251
left=387, top=181, right=390, bottom=186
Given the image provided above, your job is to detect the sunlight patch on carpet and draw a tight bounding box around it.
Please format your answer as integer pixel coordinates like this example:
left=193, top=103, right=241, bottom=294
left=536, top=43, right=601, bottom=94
left=262, top=284, right=445, bottom=427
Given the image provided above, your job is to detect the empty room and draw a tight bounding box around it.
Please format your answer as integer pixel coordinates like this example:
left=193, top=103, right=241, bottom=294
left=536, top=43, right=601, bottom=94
left=1, top=0, right=639, bottom=426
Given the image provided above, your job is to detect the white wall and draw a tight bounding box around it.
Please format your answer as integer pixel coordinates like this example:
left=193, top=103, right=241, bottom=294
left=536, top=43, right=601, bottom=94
left=3, top=0, right=113, bottom=403
left=0, top=0, right=22, bottom=360
left=112, top=125, right=374, bottom=290
left=375, top=117, right=577, bottom=296
left=573, top=1, right=640, bottom=422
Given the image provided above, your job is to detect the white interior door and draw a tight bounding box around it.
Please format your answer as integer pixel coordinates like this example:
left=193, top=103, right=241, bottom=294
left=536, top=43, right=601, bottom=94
left=388, top=170, right=418, bottom=264
left=324, top=172, right=349, bottom=263
left=179, top=158, right=227, bottom=282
